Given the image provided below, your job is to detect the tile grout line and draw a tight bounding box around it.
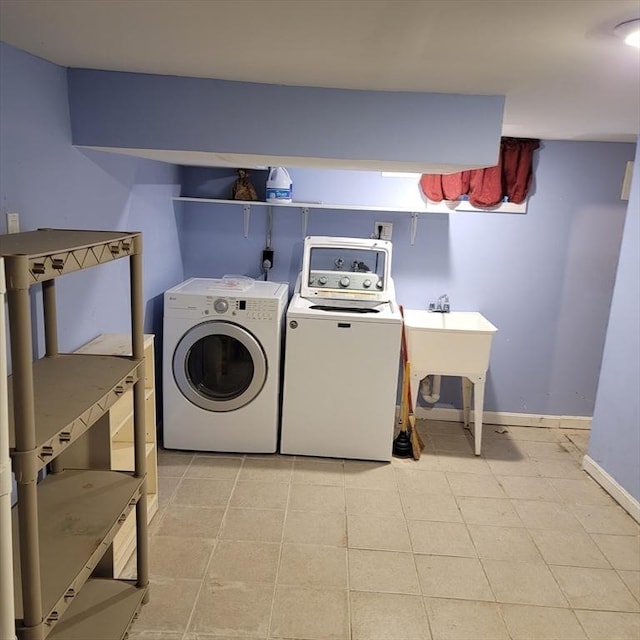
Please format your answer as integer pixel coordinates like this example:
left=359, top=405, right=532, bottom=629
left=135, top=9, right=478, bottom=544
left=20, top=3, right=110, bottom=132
left=394, top=455, right=436, bottom=640
left=156, top=449, right=194, bottom=517
left=502, top=446, right=572, bottom=612
left=155, top=451, right=197, bottom=640
left=157, top=450, right=197, bottom=640
left=145, top=449, right=195, bottom=640
left=463, top=451, right=526, bottom=638
left=179, top=452, right=247, bottom=640
left=517, top=445, right=616, bottom=614
left=265, top=455, right=294, bottom=640
left=342, top=458, right=352, bottom=640
left=445, top=467, right=504, bottom=624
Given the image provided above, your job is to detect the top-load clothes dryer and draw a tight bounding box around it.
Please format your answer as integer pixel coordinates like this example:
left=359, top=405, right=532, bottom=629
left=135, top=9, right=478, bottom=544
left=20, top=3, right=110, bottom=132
left=280, top=237, right=402, bottom=461
left=163, top=277, right=288, bottom=453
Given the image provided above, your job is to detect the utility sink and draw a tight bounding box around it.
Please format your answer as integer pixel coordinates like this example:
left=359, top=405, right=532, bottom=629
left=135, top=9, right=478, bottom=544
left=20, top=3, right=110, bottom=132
left=403, top=310, right=497, bottom=375
left=402, top=310, right=498, bottom=456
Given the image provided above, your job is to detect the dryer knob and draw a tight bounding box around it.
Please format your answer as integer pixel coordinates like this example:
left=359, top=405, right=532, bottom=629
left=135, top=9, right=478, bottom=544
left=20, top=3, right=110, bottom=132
left=318, top=276, right=328, bottom=285
left=214, top=298, right=229, bottom=313
left=363, top=279, right=372, bottom=288
left=339, top=276, right=350, bottom=288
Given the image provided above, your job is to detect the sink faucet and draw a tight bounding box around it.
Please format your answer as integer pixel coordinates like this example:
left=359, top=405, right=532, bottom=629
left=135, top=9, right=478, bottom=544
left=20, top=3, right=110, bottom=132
left=429, top=294, right=450, bottom=313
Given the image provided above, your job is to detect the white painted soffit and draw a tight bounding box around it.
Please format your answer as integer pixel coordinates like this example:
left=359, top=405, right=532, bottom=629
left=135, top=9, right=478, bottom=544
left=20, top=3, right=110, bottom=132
left=79, top=147, right=491, bottom=174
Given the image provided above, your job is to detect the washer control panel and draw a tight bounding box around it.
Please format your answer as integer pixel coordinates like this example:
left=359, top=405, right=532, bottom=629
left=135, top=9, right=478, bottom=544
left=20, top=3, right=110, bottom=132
left=308, top=270, right=382, bottom=292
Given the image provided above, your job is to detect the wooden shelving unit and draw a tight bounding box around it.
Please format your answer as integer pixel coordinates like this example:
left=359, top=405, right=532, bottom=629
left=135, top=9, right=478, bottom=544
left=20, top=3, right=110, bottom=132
left=0, top=229, right=149, bottom=640
left=71, top=333, right=158, bottom=577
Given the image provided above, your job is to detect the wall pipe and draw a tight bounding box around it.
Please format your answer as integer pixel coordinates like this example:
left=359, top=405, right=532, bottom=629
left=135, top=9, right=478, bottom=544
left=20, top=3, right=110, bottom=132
left=419, top=375, right=442, bottom=404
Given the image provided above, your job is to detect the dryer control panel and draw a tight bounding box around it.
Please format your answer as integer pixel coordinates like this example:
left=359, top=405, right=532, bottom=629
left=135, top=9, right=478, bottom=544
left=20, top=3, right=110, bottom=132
left=228, top=297, right=280, bottom=322
left=165, top=293, right=280, bottom=322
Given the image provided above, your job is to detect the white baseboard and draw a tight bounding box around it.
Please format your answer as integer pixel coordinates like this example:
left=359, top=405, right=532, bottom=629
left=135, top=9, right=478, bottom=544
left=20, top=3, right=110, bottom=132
left=582, top=455, right=640, bottom=523
left=414, top=406, right=591, bottom=430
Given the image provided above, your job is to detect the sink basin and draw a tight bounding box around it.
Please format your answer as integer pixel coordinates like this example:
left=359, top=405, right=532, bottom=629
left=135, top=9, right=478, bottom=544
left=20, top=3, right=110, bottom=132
left=403, top=310, right=497, bottom=375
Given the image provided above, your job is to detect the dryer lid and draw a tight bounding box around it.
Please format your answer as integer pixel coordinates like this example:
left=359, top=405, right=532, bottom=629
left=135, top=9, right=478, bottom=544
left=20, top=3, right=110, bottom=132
left=167, top=277, right=286, bottom=299
left=172, top=275, right=255, bottom=295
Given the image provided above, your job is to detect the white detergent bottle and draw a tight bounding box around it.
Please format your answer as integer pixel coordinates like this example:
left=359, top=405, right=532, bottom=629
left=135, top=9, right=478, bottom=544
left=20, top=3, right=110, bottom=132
left=266, top=167, right=293, bottom=203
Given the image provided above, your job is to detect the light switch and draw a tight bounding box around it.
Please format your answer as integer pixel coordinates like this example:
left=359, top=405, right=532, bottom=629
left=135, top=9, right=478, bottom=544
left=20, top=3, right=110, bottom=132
left=6, top=213, right=20, bottom=234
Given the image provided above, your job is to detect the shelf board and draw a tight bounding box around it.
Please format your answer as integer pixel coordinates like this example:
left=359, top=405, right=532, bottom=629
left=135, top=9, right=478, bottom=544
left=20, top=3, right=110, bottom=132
left=75, top=333, right=155, bottom=389
left=74, top=333, right=155, bottom=357
left=8, top=354, right=143, bottom=471
left=0, top=229, right=138, bottom=258
left=45, top=579, right=146, bottom=640
left=12, top=469, right=144, bottom=631
left=113, top=490, right=159, bottom=578
left=173, top=196, right=527, bottom=214
left=111, top=441, right=155, bottom=471
left=173, top=196, right=424, bottom=213
left=109, top=388, right=155, bottom=440
left=0, top=229, right=140, bottom=284
left=148, top=492, right=158, bottom=518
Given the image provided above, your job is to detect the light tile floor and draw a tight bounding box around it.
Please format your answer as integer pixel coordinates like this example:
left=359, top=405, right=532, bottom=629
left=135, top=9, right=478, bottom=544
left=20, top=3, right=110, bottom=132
left=128, top=421, right=640, bottom=640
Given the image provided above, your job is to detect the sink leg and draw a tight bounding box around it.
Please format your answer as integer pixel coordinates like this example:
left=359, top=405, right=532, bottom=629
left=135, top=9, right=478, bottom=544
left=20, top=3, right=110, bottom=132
left=462, top=377, right=472, bottom=430
left=472, top=376, right=485, bottom=455
left=410, top=373, right=421, bottom=414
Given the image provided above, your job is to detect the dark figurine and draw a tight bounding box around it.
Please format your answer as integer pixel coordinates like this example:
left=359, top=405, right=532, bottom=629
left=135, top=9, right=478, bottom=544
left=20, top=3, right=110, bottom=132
left=231, top=169, right=258, bottom=201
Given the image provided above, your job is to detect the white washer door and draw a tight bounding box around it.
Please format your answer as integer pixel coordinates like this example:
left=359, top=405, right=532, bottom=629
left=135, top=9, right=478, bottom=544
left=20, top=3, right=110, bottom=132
left=173, top=321, right=267, bottom=412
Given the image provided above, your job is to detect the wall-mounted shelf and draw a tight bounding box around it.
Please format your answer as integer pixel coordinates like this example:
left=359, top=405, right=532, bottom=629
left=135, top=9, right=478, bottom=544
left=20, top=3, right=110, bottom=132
left=172, top=196, right=526, bottom=244
left=172, top=196, right=526, bottom=214
left=174, top=196, right=423, bottom=213
left=421, top=198, right=527, bottom=214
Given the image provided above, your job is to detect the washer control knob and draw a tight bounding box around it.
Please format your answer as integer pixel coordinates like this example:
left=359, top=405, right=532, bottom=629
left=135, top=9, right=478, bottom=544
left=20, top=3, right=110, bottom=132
left=339, top=276, right=350, bottom=288
left=376, top=280, right=384, bottom=290
left=363, top=279, right=372, bottom=288
left=318, top=276, right=328, bottom=285
left=214, top=298, right=229, bottom=313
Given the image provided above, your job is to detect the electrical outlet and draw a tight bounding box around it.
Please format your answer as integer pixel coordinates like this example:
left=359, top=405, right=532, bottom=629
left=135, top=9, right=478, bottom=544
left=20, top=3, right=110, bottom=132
left=6, top=212, right=20, bottom=234
left=374, top=221, right=393, bottom=241
left=262, top=248, right=274, bottom=270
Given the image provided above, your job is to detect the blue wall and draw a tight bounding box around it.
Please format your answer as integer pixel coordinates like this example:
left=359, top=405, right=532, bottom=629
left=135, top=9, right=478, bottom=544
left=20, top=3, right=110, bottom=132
left=1, top=40, right=636, bottom=461
left=588, top=142, right=640, bottom=502
left=0, top=42, right=184, bottom=358
left=177, top=140, right=634, bottom=418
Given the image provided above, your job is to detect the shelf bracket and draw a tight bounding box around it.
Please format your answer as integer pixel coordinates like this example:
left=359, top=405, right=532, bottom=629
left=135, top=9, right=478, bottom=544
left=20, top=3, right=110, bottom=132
left=410, top=212, right=419, bottom=246
left=243, top=204, right=251, bottom=238
left=301, top=207, right=310, bottom=238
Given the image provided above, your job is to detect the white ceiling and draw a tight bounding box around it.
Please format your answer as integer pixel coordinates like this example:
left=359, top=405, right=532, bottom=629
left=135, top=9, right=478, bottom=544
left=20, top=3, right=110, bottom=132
left=1, top=0, right=639, bottom=144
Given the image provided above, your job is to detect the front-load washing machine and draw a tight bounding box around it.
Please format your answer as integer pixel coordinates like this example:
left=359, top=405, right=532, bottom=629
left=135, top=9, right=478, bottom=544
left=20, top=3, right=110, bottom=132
left=163, top=277, right=288, bottom=453
left=280, top=237, right=402, bottom=461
